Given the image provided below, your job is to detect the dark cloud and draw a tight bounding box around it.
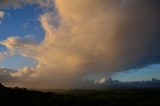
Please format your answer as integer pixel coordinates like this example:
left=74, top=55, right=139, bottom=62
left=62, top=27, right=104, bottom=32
left=111, top=0, right=160, bottom=71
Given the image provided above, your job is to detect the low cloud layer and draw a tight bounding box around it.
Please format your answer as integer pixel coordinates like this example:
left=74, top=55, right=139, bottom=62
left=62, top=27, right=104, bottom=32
left=0, top=0, right=160, bottom=88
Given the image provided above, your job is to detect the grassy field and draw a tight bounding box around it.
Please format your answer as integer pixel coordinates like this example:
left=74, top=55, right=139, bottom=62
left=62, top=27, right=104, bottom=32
left=0, top=86, right=160, bottom=106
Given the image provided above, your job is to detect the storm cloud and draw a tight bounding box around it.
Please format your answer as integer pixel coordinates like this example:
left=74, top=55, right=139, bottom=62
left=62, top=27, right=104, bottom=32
left=0, top=0, right=160, bottom=88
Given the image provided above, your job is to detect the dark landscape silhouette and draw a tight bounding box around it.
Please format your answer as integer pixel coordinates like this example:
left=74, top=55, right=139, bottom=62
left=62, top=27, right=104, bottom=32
left=0, top=80, right=160, bottom=106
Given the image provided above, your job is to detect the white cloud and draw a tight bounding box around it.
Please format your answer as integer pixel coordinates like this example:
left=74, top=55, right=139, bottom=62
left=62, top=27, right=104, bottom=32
left=0, top=11, right=5, bottom=23
left=0, top=11, right=5, bottom=19
left=96, top=77, right=107, bottom=84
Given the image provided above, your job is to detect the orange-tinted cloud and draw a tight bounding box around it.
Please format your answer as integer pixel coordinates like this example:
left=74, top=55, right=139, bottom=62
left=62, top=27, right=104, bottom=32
left=0, top=0, right=160, bottom=88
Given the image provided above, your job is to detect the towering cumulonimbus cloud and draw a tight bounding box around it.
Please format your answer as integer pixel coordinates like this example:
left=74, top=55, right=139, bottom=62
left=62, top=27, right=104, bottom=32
left=0, top=0, right=160, bottom=88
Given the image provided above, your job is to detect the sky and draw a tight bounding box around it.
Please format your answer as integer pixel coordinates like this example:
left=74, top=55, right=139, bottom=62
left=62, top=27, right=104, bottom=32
left=0, top=0, right=160, bottom=89
left=0, top=4, right=44, bottom=69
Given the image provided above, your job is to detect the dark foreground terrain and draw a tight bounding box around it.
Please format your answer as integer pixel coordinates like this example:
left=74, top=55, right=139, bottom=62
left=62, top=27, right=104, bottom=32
left=0, top=84, right=160, bottom=106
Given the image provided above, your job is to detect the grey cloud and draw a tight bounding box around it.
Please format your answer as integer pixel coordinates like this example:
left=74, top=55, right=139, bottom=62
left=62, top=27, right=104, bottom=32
left=0, top=68, right=17, bottom=83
